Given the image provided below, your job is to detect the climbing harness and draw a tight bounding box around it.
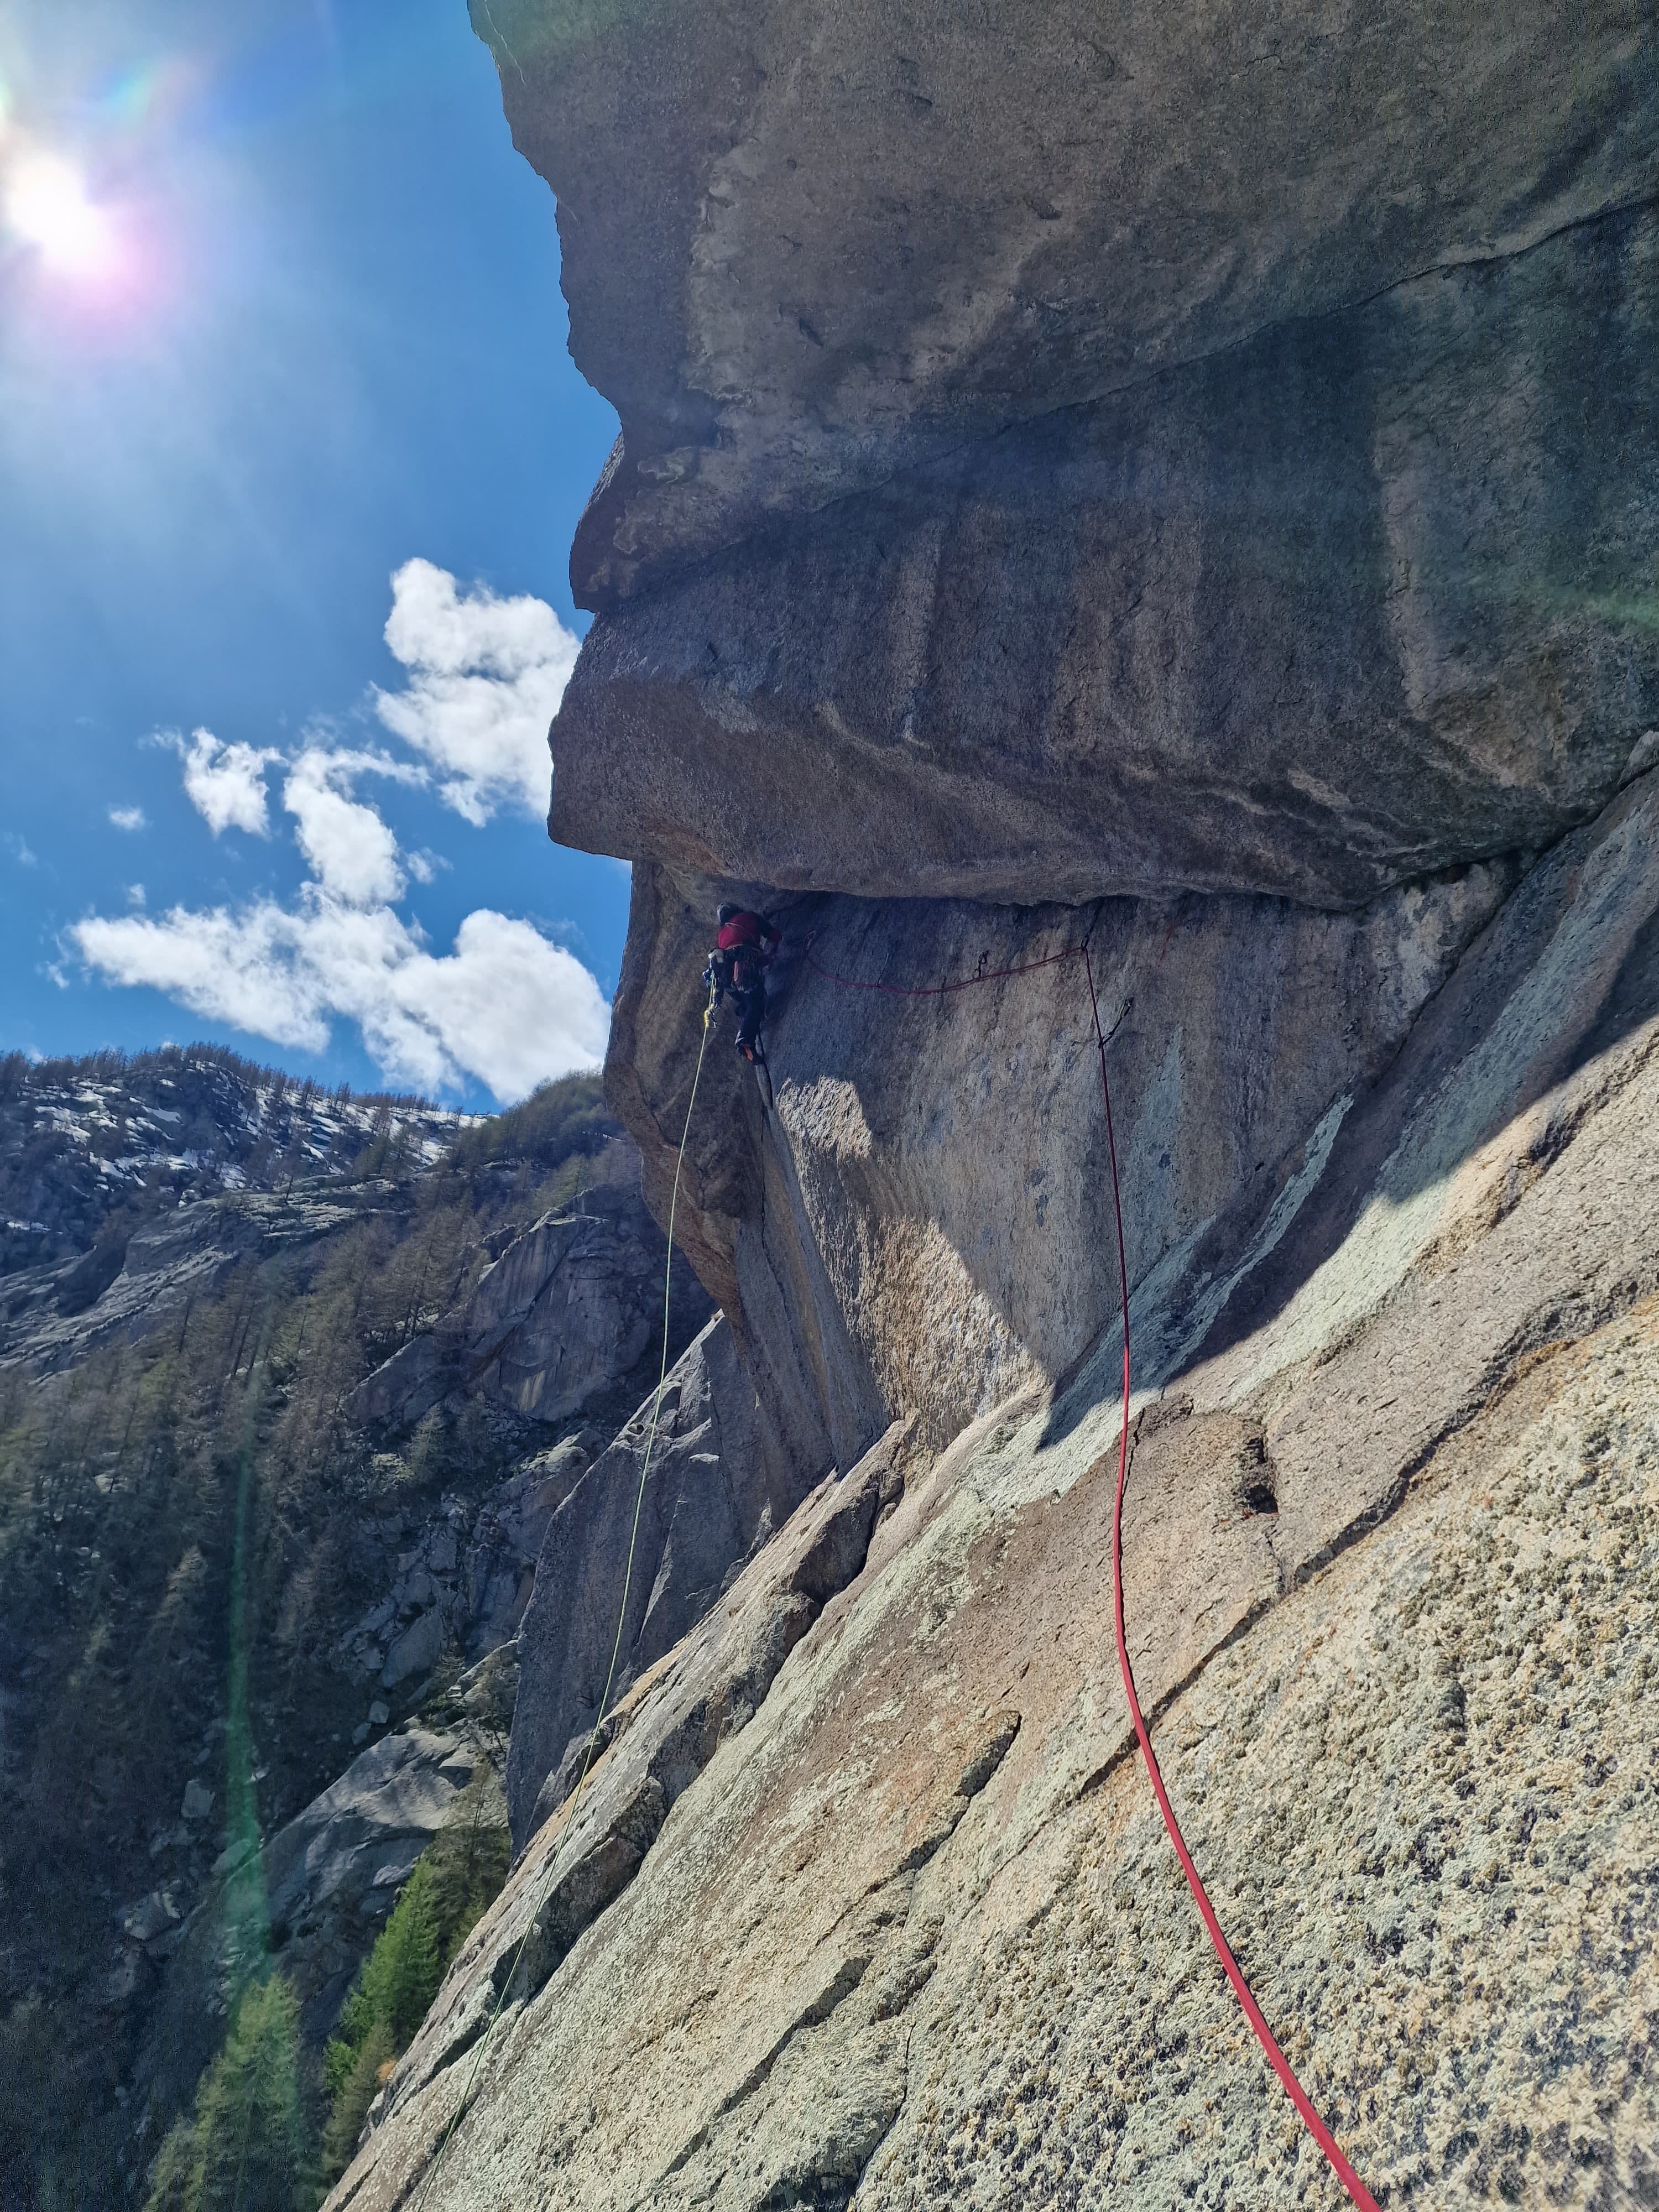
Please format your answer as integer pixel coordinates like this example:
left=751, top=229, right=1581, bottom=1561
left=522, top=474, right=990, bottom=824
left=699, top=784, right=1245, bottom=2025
left=805, top=930, right=1379, bottom=2211
left=409, top=987, right=719, bottom=2212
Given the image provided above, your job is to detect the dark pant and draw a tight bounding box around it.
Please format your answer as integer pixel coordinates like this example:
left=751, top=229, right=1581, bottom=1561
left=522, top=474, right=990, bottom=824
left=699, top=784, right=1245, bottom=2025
left=734, top=979, right=767, bottom=1055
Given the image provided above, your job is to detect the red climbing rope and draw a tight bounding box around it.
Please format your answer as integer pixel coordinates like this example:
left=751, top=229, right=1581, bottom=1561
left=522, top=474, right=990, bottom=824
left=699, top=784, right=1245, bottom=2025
left=802, top=931, right=1378, bottom=2210
left=1081, top=945, right=1380, bottom=2211
left=802, top=936, right=1084, bottom=997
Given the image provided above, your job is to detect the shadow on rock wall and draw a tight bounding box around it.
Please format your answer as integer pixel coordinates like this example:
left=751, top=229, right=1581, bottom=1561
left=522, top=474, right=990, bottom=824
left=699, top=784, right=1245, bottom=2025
left=603, top=771, right=1659, bottom=1492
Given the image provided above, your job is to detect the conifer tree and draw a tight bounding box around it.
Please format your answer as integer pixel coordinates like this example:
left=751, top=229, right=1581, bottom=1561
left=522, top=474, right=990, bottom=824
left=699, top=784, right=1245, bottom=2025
left=317, top=1800, right=508, bottom=2185
left=319, top=2016, right=395, bottom=2181
left=346, top=1857, right=442, bottom=2051
left=143, top=1974, right=312, bottom=2212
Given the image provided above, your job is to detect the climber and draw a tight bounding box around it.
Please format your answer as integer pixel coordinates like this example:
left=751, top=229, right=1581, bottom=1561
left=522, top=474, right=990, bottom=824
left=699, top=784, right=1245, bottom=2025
left=704, top=902, right=782, bottom=1063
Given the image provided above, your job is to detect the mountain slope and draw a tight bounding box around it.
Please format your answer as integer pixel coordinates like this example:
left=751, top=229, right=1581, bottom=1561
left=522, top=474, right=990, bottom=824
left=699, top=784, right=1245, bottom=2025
left=0, top=1051, right=712, bottom=2205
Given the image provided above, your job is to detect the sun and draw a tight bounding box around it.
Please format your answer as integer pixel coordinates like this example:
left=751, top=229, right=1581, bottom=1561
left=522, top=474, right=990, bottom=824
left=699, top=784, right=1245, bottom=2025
left=8, top=152, right=117, bottom=276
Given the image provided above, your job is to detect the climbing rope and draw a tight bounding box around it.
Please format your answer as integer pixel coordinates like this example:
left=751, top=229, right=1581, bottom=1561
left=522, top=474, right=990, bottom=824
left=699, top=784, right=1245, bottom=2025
left=800, top=930, right=1378, bottom=2210
left=1081, top=945, right=1380, bottom=2210
left=408, top=936, right=1376, bottom=2207
left=802, top=933, right=1084, bottom=997
left=409, top=989, right=718, bottom=2211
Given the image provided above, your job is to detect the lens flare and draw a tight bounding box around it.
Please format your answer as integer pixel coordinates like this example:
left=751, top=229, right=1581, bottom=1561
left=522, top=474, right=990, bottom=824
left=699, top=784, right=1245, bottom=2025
left=95, top=64, right=161, bottom=128
left=8, top=152, right=117, bottom=276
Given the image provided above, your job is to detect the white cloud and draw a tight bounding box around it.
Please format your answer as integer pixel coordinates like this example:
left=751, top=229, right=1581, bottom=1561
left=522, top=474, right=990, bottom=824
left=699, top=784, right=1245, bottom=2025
left=373, top=557, right=578, bottom=824
left=71, top=891, right=608, bottom=1102
left=127, top=884, right=145, bottom=907
left=74, top=901, right=328, bottom=1051
left=108, top=804, right=147, bottom=831
left=172, top=728, right=280, bottom=837
left=3, top=832, right=37, bottom=867
left=71, top=562, right=611, bottom=1103
left=281, top=747, right=412, bottom=907
left=383, top=910, right=609, bottom=1100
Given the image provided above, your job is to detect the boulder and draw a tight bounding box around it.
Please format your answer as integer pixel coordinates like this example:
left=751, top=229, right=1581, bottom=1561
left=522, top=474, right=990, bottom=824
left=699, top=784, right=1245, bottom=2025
left=120, top=1891, right=181, bottom=1947
left=380, top=1611, right=447, bottom=1690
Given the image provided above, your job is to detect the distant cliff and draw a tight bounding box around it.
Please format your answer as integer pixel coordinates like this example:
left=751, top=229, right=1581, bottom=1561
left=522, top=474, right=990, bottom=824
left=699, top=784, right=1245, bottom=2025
left=0, top=1053, right=723, bottom=2200
left=330, top=6, right=1659, bottom=2209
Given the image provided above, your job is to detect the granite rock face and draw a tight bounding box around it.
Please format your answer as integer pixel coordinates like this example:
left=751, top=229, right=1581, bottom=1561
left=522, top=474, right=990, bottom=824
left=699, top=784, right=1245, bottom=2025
left=1, top=1183, right=401, bottom=1376
left=476, top=0, right=1659, bottom=903
left=331, top=9, right=1659, bottom=2207
left=138, top=1698, right=511, bottom=2140
left=326, top=775, right=1659, bottom=2203
left=611, top=850, right=1518, bottom=1452
left=0, top=1062, right=741, bottom=2199
left=0, top=1048, right=467, bottom=1276
left=347, top=1148, right=711, bottom=1432
left=478, top=0, right=1655, bottom=594
left=554, top=205, right=1659, bottom=907
left=407, top=1428, right=905, bottom=2092
left=507, top=1310, right=852, bottom=1844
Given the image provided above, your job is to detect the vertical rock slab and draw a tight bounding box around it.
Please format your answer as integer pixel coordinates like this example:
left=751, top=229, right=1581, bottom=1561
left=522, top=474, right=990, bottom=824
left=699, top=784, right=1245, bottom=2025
left=507, top=1313, right=851, bottom=1844
left=611, top=855, right=1517, bottom=1452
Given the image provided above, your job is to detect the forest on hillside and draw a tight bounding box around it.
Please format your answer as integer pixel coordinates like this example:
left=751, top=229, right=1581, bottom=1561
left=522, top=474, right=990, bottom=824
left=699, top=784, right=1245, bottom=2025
left=0, top=1054, right=623, bottom=2207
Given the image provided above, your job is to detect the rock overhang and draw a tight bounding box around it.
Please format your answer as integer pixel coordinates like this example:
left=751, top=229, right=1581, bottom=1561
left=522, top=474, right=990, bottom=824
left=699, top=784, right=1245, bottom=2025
left=306, top=28, right=1659, bottom=2206
left=551, top=202, right=1659, bottom=903
left=478, top=0, right=1659, bottom=905
left=478, top=0, right=1657, bottom=601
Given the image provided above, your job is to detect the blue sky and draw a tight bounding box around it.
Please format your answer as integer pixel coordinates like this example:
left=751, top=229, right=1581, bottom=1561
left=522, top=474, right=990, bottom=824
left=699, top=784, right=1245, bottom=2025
left=0, top=0, right=627, bottom=1106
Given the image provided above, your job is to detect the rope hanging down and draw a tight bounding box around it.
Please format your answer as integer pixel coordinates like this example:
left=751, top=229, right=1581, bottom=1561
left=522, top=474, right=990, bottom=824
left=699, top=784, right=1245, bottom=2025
left=804, top=932, right=1378, bottom=2211
left=409, top=942, right=1375, bottom=2209
left=409, top=991, right=718, bottom=2212
left=1080, top=946, right=1381, bottom=2212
